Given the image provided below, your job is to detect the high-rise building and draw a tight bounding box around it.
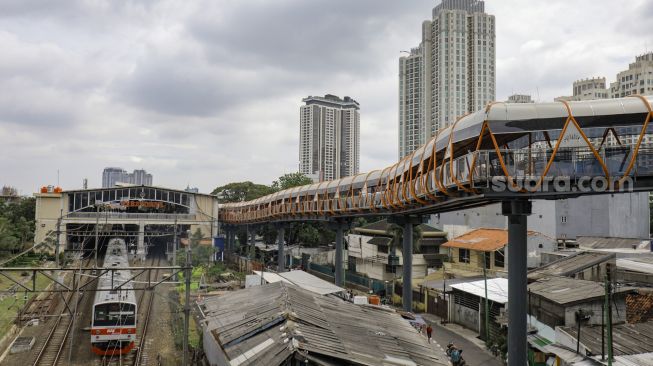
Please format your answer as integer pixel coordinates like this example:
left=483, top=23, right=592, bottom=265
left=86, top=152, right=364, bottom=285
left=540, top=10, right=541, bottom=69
left=299, top=94, right=360, bottom=181
left=555, top=77, right=608, bottom=102
left=399, top=47, right=424, bottom=159
left=102, top=168, right=153, bottom=188
left=398, top=0, right=495, bottom=159
left=609, top=52, right=653, bottom=98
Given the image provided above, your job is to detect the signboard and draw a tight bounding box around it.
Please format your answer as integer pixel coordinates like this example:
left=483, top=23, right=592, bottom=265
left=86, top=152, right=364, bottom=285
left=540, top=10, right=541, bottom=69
left=120, top=200, right=165, bottom=209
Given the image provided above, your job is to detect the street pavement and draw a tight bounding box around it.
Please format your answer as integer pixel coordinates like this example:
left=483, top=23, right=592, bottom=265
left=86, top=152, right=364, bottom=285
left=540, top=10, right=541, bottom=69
left=420, top=314, right=503, bottom=366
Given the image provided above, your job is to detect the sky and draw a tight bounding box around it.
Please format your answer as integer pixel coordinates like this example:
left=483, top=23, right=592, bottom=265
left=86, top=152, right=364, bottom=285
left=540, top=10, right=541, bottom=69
left=1, top=0, right=651, bottom=195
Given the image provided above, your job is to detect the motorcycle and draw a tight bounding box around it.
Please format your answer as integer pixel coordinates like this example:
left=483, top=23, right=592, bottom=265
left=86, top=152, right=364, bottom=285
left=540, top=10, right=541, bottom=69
left=446, top=342, right=466, bottom=366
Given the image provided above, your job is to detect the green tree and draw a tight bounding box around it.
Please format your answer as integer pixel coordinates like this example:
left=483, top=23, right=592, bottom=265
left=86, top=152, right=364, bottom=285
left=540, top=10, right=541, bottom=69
left=385, top=222, right=424, bottom=254
left=211, top=182, right=276, bottom=203
left=177, top=228, right=215, bottom=266
left=271, top=172, right=313, bottom=191
left=0, top=196, right=36, bottom=254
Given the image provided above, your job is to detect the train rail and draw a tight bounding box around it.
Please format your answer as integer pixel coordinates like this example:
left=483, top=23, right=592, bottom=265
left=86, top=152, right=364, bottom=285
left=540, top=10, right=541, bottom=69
left=101, top=255, right=163, bottom=366
left=31, top=258, right=93, bottom=366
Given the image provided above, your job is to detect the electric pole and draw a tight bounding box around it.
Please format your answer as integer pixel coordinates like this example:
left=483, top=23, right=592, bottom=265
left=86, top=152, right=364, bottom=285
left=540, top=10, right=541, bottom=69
left=183, top=234, right=191, bottom=366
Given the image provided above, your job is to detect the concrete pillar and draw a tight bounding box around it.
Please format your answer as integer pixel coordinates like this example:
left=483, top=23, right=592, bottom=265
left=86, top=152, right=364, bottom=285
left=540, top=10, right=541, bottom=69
left=402, top=221, right=413, bottom=312
left=335, top=222, right=344, bottom=287
left=137, top=222, right=146, bottom=262
left=248, top=227, right=256, bottom=260
left=277, top=226, right=285, bottom=273
left=502, top=200, right=532, bottom=366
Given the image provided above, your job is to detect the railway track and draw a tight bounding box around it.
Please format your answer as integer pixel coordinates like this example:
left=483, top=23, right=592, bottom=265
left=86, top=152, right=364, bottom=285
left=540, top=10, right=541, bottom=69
left=31, top=258, right=93, bottom=366
left=101, top=255, right=163, bottom=366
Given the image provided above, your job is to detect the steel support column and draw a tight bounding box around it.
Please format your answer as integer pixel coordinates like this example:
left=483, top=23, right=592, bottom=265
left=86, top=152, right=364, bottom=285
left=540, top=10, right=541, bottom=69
left=502, top=200, right=532, bottom=366
left=402, top=221, right=413, bottom=312
left=335, top=222, right=345, bottom=287
left=277, top=225, right=285, bottom=273
left=248, top=227, right=256, bottom=260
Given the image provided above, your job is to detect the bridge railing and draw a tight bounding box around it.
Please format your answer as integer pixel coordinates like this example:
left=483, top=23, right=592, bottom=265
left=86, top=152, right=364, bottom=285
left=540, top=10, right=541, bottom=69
left=66, top=212, right=196, bottom=220
left=436, top=144, right=653, bottom=190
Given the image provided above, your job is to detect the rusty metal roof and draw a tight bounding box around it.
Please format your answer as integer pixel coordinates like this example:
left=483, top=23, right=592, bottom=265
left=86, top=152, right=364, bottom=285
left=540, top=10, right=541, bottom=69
left=441, top=228, right=508, bottom=252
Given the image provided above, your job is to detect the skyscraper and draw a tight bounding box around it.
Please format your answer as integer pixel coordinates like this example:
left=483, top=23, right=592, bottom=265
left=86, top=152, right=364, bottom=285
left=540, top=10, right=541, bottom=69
left=398, top=0, right=495, bottom=158
left=299, top=94, right=360, bottom=181
left=398, top=47, right=424, bottom=160
left=102, top=168, right=153, bottom=188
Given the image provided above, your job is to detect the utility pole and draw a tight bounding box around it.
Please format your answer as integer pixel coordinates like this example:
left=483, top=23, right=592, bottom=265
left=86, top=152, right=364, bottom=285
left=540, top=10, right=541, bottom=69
left=607, top=267, right=614, bottom=365
left=602, top=273, right=607, bottom=361
left=55, top=209, right=62, bottom=267
left=483, top=251, right=489, bottom=342
left=173, top=218, right=178, bottom=281
left=183, top=233, right=192, bottom=366
left=94, top=203, right=99, bottom=268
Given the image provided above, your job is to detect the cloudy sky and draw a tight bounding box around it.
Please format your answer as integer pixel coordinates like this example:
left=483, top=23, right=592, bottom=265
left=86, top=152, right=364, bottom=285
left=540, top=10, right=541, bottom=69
left=1, top=0, right=651, bottom=195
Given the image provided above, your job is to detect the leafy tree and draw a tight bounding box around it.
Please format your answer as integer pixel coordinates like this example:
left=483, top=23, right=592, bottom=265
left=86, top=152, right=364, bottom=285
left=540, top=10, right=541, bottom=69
left=271, top=172, right=313, bottom=191
left=295, top=223, right=320, bottom=246
left=177, top=228, right=215, bottom=266
left=211, top=181, right=276, bottom=203
left=385, top=222, right=424, bottom=254
left=0, top=197, right=36, bottom=254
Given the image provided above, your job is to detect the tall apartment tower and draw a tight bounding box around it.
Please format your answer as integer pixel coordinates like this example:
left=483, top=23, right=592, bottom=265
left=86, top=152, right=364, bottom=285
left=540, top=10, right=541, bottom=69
left=399, top=0, right=495, bottom=158
left=102, top=167, right=128, bottom=188
left=398, top=47, right=424, bottom=159
left=102, top=167, right=153, bottom=188
left=299, top=95, right=360, bottom=182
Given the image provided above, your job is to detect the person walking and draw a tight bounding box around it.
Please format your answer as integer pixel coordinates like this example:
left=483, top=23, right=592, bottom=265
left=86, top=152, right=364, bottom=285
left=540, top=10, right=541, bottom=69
left=426, top=324, right=433, bottom=343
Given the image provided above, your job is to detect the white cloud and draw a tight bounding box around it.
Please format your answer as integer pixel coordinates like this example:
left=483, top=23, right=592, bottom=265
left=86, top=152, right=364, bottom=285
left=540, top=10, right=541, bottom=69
left=0, top=0, right=650, bottom=195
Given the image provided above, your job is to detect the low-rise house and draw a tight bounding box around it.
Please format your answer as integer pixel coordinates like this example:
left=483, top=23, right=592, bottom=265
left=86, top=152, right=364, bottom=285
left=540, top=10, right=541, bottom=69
left=448, top=277, right=508, bottom=340
left=347, top=219, right=447, bottom=281
left=528, top=251, right=616, bottom=283
left=199, top=282, right=448, bottom=366
left=442, top=228, right=555, bottom=277
left=528, top=277, right=634, bottom=329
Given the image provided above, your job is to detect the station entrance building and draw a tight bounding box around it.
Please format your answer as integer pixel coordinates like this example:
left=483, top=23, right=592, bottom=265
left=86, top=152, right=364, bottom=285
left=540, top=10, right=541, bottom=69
left=34, top=185, right=219, bottom=260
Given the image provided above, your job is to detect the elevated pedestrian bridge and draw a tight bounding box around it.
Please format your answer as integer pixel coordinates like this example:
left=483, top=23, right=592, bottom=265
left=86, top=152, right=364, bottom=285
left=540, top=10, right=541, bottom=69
left=219, top=95, right=653, bottom=223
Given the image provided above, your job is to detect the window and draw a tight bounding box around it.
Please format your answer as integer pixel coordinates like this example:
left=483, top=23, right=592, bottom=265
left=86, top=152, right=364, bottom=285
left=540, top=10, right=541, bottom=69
left=459, top=248, right=470, bottom=263
left=561, top=216, right=567, bottom=224
left=495, top=249, right=505, bottom=268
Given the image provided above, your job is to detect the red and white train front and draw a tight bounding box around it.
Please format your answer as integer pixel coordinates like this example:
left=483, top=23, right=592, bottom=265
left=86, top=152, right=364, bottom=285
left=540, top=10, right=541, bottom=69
left=91, top=238, right=138, bottom=355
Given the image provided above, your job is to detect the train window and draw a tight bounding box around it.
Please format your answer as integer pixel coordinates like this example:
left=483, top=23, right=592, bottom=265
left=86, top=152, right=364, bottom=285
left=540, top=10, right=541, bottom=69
left=93, top=303, right=136, bottom=326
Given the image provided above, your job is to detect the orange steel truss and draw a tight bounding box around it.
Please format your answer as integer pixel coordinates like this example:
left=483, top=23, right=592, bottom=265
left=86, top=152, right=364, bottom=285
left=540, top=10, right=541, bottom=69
left=221, top=96, right=653, bottom=224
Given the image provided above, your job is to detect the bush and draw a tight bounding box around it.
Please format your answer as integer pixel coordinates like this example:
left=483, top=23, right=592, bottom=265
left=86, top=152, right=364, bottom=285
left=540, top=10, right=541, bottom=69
left=414, top=302, right=426, bottom=313
left=392, top=294, right=402, bottom=306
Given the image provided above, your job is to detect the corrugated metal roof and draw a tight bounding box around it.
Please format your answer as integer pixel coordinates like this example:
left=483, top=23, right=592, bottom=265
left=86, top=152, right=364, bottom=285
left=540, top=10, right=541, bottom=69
left=441, top=228, right=508, bottom=252
left=200, top=282, right=448, bottom=366
left=278, top=270, right=344, bottom=295
left=560, top=322, right=653, bottom=357
left=528, top=277, right=634, bottom=305
left=577, top=236, right=650, bottom=250
left=528, top=251, right=615, bottom=281
left=618, top=256, right=653, bottom=275
left=610, top=352, right=653, bottom=366
left=449, top=278, right=509, bottom=304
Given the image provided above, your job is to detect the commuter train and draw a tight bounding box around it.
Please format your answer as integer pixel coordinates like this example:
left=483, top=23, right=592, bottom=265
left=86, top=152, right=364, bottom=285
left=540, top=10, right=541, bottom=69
left=90, top=238, right=137, bottom=355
